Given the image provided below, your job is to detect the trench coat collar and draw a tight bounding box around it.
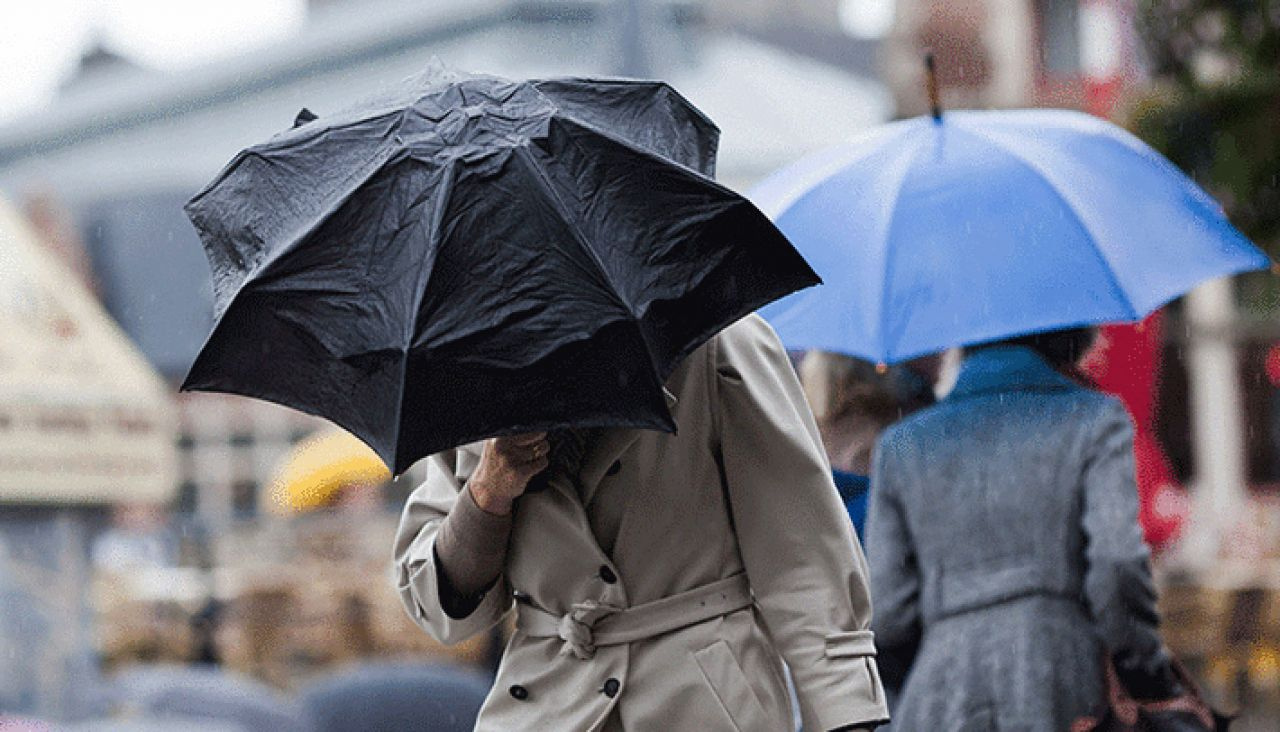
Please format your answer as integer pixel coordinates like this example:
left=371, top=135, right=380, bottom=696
left=571, top=387, right=679, bottom=506
left=947, top=346, right=1077, bottom=401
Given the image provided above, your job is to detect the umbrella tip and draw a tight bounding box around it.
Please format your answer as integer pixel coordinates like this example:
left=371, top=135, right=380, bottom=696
left=293, top=107, right=318, bottom=128
left=924, top=52, right=942, bottom=122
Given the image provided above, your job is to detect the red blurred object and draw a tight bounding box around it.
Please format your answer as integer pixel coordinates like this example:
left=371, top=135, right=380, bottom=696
left=1084, top=76, right=1124, bottom=118
left=1081, top=316, right=1187, bottom=551
left=1264, top=344, right=1280, bottom=387
left=1074, top=5, right=1184, bottom=551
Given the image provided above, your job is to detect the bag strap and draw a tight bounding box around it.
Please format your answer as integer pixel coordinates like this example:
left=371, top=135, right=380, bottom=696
left=1106, top=654, right=1217, bottom=729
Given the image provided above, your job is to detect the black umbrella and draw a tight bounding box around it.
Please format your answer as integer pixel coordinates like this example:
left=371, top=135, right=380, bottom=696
left=183, top=69, right=818, bottom=472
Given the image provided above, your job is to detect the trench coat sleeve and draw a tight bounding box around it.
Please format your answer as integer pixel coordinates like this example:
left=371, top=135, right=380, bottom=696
left=713, top=316, right=889, bottom=731
left=1080, top=400, right=1176, bottom=696
left=865, top=435, right=921, bottom=697
left=394, top=449, right=514, bottom=645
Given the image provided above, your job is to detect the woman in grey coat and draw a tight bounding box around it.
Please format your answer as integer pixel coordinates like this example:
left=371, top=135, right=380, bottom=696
left=866, top=329, right=1179, bottom=731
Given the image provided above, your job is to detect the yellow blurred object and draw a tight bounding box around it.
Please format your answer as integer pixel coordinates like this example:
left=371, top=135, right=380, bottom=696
left=270, top=430, right=391, bottom=512
left=1249, top=644, right=1280, bottom=690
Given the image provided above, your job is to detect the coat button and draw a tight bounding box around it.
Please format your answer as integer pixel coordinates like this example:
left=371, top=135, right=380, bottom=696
left=598, top=565, right=618, bottom=584
left=601, top=678, right=621, bottom=698
left=606, top=460, right=622, bottom=476
left=509, top=684, right=529, bottom=701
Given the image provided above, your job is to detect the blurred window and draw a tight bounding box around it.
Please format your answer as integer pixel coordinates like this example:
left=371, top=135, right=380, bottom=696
left=1154, top=334, right=1280, bottom=488
left=839, top=0, right=896, bottom=39
left=1244, top=341, right=1280, bottom=487
left=176, top=480, right=199, bottom=514
left=232, top=479, right=260, bottom=519
left=1036, top=0, right=1080, bottom=74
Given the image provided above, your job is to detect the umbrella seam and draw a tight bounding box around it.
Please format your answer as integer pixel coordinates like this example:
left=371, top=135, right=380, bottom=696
left=751, top=121, right=917, bottom=221
left=217, top=145, right=406, bottom=319
left=876, top=132, right=933, bottom=363
left=551, top=115, right=728, bottom=190
left=951, top=123, right=1140, bottom=321
left=187, top=108, right=407, bottom=206
left=392, top=160, right=461, bottom=470
left=511, top=143, right=668, bottom=379
left=544, top=116, right=802, bottom=378
left=533, top=78, right=723, bottom=166
left=512, top=145, right=634, bottom=316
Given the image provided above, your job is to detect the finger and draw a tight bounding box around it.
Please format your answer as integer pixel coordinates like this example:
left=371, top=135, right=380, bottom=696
left=508, top=432, right=548, bottom=447
left=514, top=440, right=550, bottom=464
left=493, top=436, right=542, bottom=458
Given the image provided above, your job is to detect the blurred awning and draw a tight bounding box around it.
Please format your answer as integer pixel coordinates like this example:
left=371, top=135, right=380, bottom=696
left=0, top=197, right=177, bottom=503
left=269, top=429, right=390, bottom=513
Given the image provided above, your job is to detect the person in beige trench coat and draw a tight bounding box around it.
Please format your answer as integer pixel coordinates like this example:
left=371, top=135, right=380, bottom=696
left=394, top=315, right=889, bottom=731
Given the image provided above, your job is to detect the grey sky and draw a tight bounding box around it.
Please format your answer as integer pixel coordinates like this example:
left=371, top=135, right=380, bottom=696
left=0, top=0, right=305, bottom=121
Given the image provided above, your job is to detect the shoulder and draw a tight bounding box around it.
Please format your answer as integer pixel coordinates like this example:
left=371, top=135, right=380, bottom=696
left=873, top=417, right=915, bottom=473
left=719, top=312, right=779, bottom=341
left=711, top=313, right=787, bottom=367
left=877, top=398, right=952, bottom=451
left=1077, top=391, right=1133, bottom=438
left=1038, top=386, right=1131, bottom=431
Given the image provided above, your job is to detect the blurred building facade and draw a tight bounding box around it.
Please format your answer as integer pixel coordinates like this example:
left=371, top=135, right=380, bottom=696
left=0, top=0, right=890, bottom=529
left=0, top=197, right=177, bottom=716
left=0, top=0, right=1275, bottom=722
left=881, top=0, right=1140, bottom=117
left=0, top=2, right=890, bottom=717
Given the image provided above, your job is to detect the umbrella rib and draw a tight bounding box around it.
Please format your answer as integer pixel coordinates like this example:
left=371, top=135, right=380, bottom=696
left=875, top=134, right=933, bottom=363
left=952, top=124, right=1140, bottom=321
left=752, top=121, right=917, bottom=221
left=389, top=162, right=461, bottom=471
left=406, top=160, right=459, bottom=350
left=512, top=145, right=633, bottom=316
left=226, top=148, right=406, bottom=314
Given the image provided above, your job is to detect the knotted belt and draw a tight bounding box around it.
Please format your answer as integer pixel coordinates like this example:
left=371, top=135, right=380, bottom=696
left=516, top=573, right=753, bottom=660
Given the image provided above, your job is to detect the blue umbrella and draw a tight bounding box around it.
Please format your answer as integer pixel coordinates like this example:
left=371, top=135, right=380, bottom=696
left=750, top=108, right=1271, bottom=363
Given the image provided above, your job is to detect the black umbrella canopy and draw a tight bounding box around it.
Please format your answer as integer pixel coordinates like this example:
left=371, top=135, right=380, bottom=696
left=183, top=69, right=818, bottom=473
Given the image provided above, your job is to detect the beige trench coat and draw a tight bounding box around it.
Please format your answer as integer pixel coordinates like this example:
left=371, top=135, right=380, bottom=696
left=394, top=315, right=888, bottom=731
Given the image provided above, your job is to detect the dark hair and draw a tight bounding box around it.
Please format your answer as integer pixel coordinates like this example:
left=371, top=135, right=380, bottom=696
left=968, top=327, right=1098, bottom=369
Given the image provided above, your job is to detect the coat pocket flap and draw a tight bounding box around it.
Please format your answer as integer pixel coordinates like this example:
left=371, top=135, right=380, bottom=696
left=692, top=640, right=771, bottom=731
left=824, top=629, right=877, bottom=659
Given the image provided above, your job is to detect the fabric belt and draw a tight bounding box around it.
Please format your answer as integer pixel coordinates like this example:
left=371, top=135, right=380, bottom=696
left=517, top=573, right=753, bottom=660
left=929, top=589, right=1083, bottom=624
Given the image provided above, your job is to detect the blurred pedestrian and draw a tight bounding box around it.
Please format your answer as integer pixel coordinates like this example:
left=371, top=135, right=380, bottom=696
left=800, top=352, right=938, bottom=538
left=866, top=328, right=1181, bottom=730
left=395, top=315, right=888, bottom=731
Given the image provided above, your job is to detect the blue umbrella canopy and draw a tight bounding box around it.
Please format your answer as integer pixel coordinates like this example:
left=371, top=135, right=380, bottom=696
left=751, top=108, right=1271, bottom=363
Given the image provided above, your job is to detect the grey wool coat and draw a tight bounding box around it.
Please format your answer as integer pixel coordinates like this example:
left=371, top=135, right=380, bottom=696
left=866, top=346, right=1171, bottom=732
left=395, top=315, right=889, bottom=731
